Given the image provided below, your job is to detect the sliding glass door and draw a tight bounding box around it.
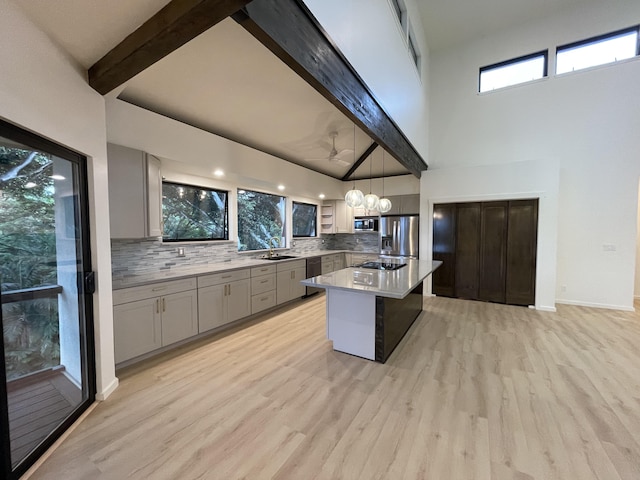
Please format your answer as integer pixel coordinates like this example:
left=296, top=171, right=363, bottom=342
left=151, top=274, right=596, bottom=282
left=0, top=120, right=95, bottom=479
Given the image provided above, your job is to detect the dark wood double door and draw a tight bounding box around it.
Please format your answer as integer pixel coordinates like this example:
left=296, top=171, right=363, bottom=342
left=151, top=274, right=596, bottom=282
left=432, top=199, right=538, bottom=306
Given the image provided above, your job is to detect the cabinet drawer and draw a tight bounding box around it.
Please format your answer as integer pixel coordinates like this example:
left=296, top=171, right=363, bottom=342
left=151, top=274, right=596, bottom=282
left=251, top=290, right=277, bottom=314
left=251, top=274, right=276, bottom=295
left=251, top=264, right=277, bottom=277
left=276, top=259, right=306, bottom=272
left=198, top=268, right=250, bottom=288
left=113, top=277, right=197, bottom=305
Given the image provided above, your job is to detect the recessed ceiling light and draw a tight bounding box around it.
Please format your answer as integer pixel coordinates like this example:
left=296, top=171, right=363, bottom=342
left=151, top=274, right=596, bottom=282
left=318, top=194, right=325, bottom=199
left=50, top=174, right=65, bottom=180
left=277, top=185, right=285, bottom=191
left=25, top=182, right=37, bottom=189
left=213, top=169, right=224, bottom=177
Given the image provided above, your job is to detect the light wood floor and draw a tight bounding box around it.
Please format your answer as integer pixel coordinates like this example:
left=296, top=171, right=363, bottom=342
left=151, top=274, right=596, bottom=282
left=28, top=296, right=640, bottom=479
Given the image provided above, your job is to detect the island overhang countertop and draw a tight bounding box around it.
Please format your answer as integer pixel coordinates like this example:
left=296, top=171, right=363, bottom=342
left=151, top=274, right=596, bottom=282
left=301, top=260, right=443, bottom=299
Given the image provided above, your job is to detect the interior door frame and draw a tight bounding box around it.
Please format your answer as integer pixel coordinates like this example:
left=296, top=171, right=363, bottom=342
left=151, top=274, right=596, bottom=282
left=0, top=118, right=96, bottom=479
left=427, top=192, right=546, bottom=309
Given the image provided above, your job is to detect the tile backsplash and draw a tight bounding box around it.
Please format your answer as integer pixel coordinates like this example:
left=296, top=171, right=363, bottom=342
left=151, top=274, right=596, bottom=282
left=111, top=233, right=379, bottom=281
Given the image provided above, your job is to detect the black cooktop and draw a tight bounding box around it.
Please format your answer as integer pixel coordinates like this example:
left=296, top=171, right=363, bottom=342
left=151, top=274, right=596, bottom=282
left=357, top=261, right=407, bottom=271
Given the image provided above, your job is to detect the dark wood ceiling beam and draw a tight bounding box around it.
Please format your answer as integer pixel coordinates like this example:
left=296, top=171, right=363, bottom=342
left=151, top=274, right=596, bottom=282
left=233, top=0, right=427, bottom=178
left=88, top=0, right=252, bottom=95
left=342, top=142, right=378, bottom=181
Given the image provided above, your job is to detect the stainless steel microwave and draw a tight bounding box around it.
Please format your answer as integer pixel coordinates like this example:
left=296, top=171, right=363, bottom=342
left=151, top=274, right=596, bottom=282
left=354, top=217, right=378, bottom=232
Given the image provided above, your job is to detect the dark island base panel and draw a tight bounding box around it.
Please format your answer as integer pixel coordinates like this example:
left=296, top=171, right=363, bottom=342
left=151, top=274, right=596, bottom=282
left=374, top=282, right=424, bottom=363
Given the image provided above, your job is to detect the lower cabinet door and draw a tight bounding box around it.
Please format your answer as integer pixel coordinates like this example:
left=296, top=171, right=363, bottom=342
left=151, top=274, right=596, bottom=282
left=227, top=278, right=251, bottom=323
left=161, top=290, right=198, bottom=346
left=291, top=267, right=307, bottom=299
left=113, top=297, right=162, bottom=363
left=276, top=270, right=292, bottom=305
left=198, top=284, right=226, bottom=333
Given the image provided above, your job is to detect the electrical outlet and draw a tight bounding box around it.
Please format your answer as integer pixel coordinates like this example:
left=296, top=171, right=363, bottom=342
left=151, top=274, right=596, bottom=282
left=292, top=241, right=296, bottom=247
left=177, top=247, right=185, bottom=257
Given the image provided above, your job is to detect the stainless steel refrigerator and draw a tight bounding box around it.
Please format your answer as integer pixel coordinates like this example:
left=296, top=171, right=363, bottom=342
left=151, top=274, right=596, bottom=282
left=379, top=215, right=419, bottom=259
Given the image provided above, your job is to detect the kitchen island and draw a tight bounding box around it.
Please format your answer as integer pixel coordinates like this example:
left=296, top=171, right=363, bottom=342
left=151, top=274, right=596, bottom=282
left=302, top=259, right=442, bottom=362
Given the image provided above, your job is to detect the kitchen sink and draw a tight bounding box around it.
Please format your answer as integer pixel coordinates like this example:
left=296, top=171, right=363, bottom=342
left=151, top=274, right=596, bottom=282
left=263, top=255, right=298, bottom=260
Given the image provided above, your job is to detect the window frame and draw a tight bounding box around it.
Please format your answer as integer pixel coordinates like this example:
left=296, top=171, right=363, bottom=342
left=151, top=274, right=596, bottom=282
left=555, top=25, right=640, bottom=75
left=292, top=201, right=318, bottom=238
left=389, top=0, right=408, bottom=34
left=408, top=26, right=421, bottom=71
left=161, top=180, right=229, bottom=242
left=478, top=50, right=549, bottom=93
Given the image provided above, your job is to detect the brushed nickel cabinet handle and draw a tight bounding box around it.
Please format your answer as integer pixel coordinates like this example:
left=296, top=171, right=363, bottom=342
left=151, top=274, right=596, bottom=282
left=228, top=284, right=231, bottom=295
left=162, top=298, right=166, bottom=312
left=156, top=299, right=159, bottom=314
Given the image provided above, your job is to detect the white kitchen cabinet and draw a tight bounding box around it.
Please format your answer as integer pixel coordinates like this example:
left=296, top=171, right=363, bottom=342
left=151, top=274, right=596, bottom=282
left=321, top=201, right=353, bottom=233
left=321, top=256, right=334, bottom=274
left=322, top=253, right=345, bottom=274
left=400, top=194, right=420, bottom=215
left=161, top=290, right=199, bottom=346
left=113, top=298, right=161, bottom=364
left=334, top=200, right=354, bottom=233
left=113, top=277, right=198, bottom=363
left=250, top=264, right=277, bottom=314
left=198, top=269, right=251, bottom=332
left=107, top=143, right=162, bottom=239
left=276, top=260, right=306, bottom=304
left=320, top=204, right=334, bottom=234
left=381, top=194, right=420, bottom=216
left=353, top=206, right=379, bottom=217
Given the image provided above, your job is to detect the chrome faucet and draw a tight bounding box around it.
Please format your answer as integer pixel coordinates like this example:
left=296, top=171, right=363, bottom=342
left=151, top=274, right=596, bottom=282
left=268, top=236, right=281, bottom=258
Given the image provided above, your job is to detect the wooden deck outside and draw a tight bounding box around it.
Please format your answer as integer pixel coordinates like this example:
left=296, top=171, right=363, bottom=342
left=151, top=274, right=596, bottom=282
left=7, top=367, right=82, bottom=466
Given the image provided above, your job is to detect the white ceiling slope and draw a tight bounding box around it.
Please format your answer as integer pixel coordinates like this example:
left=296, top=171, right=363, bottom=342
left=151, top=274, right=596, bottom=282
left=16, top=0, right=598, bottom=178
left=118, top=18, right=408, bottom=179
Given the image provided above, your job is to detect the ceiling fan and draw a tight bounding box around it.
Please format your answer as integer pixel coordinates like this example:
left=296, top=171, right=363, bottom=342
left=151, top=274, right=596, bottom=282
left=305, top=131, right=354, bottom=167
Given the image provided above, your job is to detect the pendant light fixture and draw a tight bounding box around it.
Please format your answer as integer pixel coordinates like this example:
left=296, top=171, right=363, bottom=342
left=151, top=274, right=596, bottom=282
left=362, top=141, right=379, bottom=211
left=377, top=149, right=392, bottom=213
left=344, top=124, right=364, bottom=208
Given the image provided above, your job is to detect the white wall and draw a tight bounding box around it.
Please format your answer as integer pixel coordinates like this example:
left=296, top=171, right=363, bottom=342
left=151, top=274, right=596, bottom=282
left=106, top=99, right=345, bottom=202
left=636, top=182, right=640, bottom=299
left=302, top=0, right=430, bottom=163
left=427, top=0, right=640, bottom=311
left=421, top=160, right=559, bottom=311
left=0, top=0, right=118, bottom=398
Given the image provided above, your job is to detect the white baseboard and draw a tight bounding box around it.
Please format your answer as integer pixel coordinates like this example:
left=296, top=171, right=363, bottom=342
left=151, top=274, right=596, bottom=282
left=535, top=305, right=557, bottom=312
left=556, top=299, right=635, bottom=312
left=96, top=377, right=119, bottom=401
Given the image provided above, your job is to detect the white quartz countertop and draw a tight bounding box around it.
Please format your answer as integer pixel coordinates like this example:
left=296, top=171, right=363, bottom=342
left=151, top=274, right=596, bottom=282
left=301, top=260, right=442, bottom=299
left=112, top=249, right=378, bottom=290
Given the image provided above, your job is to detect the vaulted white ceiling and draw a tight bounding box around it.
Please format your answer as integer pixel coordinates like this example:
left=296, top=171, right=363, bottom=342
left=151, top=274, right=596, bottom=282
left=16, top=0, right=597, bottom=179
